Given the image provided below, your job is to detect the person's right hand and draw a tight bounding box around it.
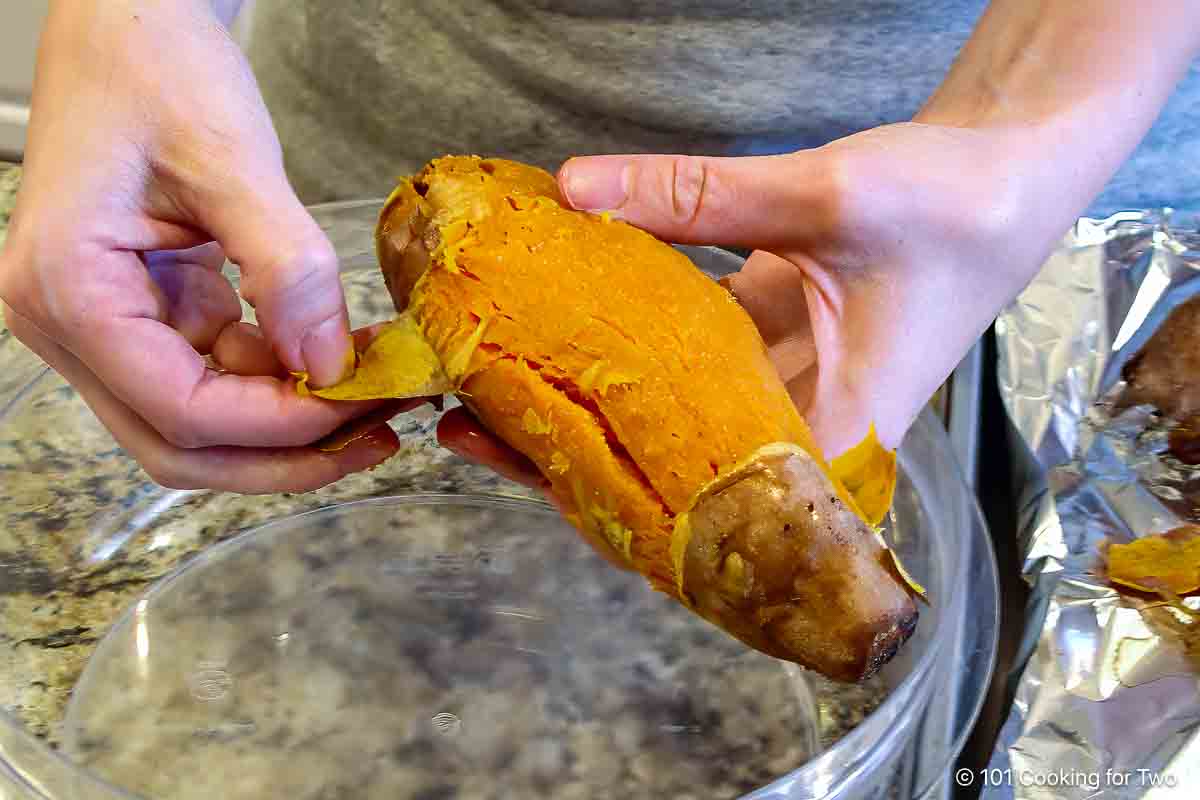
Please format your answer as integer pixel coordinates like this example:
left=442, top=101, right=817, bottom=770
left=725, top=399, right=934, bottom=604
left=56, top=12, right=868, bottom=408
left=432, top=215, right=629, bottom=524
left=0, top=0, right=406, bottom=493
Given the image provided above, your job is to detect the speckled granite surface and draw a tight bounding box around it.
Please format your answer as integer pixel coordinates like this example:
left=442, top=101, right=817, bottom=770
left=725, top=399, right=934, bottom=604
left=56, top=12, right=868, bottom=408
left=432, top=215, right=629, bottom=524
left=0, top=163, right=17, bottom=244
left=0, top=164, right=894, bottom=798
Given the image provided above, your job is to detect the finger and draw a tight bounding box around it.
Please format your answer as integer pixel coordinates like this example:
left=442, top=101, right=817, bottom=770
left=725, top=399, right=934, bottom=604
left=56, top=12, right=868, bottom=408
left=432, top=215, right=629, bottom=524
left=557, top=152, right=823, bottom=248
left=313, top=398, right=432, bottom=452
left=436, top=409, right=629, bottom=571
left=178, top=159, right=353, bottom=388
left=146, top=256, right=242, bottom=354
left=130, top=423, right=400, bottom=494
left=212, top=321, right=286, bottom=377
left=437, top=407, right=635, bottom=572
left=722, top=250, right=819, bottom=414
left=437, top=406, right=547, bottom=490
left=144, top=241, right=227, bottom=272
left=723, top=250, right=814, bottom=351
left=4, top=302, right=398, bottom=493
left=212, top=319, right=391, bottom=379
left=351, top=322, right=390, bottom=352
left=12, top=254, right=379, bottom=449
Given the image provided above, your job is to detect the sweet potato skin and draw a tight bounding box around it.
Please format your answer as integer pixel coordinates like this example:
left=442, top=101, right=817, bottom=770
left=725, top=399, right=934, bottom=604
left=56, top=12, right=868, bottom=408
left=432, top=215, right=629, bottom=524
left=1122, top=295, right=1200, bottom=465
left=1123, top=295, right=1200, bottom=420
left=682, top=446, right=917, bottom=682
left=375, top=155, right=918, bottom=680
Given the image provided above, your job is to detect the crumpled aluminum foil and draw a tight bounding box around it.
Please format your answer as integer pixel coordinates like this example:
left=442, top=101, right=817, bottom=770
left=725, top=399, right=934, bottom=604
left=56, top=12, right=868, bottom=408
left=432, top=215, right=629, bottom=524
left=988, top=210, right=1200, bottom=799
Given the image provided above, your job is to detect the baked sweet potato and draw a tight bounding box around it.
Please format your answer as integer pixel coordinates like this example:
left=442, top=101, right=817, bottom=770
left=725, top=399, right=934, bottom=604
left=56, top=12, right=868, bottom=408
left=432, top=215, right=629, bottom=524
left=312, top=156, right=921, bottom=681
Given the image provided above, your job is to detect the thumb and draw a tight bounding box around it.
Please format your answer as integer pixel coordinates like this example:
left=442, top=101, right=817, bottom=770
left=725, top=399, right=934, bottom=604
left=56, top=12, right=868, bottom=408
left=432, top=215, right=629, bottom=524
left=557, top=153, right=824, bottom=248
left=180, top=167, right=352, bottom=388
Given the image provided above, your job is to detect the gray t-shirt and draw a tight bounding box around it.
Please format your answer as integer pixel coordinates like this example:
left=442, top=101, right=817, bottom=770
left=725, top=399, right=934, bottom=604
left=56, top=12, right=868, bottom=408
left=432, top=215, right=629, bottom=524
left=248, top=1, right=1200, bottom=216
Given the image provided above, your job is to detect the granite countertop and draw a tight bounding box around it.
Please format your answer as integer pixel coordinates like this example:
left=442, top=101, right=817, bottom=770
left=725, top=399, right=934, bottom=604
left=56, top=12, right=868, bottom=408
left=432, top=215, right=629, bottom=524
left=0, top=163, right=17, bottom=244
left=0, top=161, right=901, bottom=797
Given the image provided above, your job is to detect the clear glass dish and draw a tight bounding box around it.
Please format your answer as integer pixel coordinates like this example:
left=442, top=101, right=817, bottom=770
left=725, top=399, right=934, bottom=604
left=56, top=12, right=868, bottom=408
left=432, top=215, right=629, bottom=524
left=0, top=201, right=999, bottom=799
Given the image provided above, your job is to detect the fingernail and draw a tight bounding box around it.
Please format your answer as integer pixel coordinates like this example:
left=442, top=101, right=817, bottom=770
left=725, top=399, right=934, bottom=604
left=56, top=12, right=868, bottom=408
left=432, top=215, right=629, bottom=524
left=336, top=425, right=398, bottom=473
left=302, top=315, right=354, bottom=388
left=561, top=158, right=631, bottom=212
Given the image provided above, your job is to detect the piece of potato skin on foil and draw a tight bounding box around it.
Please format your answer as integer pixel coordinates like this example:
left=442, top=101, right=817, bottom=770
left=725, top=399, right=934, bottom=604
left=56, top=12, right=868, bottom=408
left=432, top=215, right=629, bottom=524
left=318, top=155, right=920, bottom=681
left=1124, top=295, right=1200, bottom=421
left=1120, top=295, right=1200, bottom=465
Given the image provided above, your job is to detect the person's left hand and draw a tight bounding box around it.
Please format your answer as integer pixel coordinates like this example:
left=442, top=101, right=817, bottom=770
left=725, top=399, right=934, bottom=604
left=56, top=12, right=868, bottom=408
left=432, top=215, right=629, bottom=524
left=440, top=121, right=1058, bottom=480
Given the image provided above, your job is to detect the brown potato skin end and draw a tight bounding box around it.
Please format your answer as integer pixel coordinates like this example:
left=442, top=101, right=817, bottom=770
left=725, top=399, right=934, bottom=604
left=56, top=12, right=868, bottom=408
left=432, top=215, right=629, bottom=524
left=683, top=448, right=918, bottom=682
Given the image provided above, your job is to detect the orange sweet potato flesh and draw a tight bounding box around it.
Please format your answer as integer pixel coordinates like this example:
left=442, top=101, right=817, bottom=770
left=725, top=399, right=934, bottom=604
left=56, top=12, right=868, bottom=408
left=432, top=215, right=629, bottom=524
left=374, top=155, right=918, bottom=681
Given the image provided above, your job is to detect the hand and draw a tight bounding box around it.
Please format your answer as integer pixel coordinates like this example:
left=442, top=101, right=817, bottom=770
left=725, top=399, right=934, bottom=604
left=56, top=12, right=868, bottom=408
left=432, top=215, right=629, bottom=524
left=442, top=0, right=1200, bottom=473
left=441, top=121, right=1051, bottom=478
left=549, top=124, right=1051, bottom=455
left=0, top=1, right=403, bottom=493
left=439, top=0, right=1200, bottom=548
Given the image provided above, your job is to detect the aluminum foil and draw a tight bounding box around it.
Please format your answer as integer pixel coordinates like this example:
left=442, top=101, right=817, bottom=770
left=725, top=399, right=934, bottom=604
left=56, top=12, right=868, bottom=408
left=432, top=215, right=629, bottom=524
left=988, top=210, right=1200, bottom=799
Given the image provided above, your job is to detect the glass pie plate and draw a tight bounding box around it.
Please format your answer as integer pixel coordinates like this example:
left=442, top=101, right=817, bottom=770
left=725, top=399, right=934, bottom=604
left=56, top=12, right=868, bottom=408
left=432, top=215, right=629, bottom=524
left=0, top=200, right=999, bottom=800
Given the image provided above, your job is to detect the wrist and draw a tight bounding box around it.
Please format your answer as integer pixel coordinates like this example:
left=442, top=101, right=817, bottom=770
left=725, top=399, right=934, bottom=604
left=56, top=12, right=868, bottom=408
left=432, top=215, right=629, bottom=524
left=914, top=0, right=1200, bottom=240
